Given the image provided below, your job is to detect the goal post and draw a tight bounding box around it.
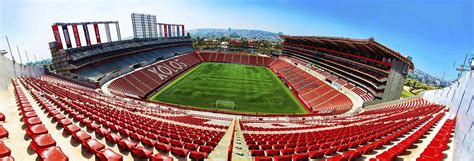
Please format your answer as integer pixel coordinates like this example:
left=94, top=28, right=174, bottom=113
left=215, top=100, right=236, bottom=110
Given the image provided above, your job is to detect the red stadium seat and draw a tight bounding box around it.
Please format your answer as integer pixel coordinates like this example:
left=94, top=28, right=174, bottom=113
left=274, top=155, right=292, bottom=161
left=281, top=148, right=294, bottom=155
left=171, top=140, right=184, bottom=147
left=198, top=145, right=213, bottom=153
left=189, top=151, right=208, bottom=160
left=0, top=126, right=9, bottom=139
left=155, top=143, right=172, bottom=152
left=72, top=131, right=91, bottom=144
left=184, top=143, right=198, bottom=151
left=0, top=156, right=14, bottom=161
left=105, top=133, right=123, bottom=144
left=266, top=149, right=280, bottom=156
left=292, top=153, right=309, bottom=161
left=118, top=139, right=138, bottom=151
left=58, top=118, right=72, bottom=127
left=37, top=146, right=68, bottom=161
left=26, top=124, right=48, bottom=137
left=30, top=134, right=56, bottom=152
left=0, top=141, right=11, bottom=158
left=251, top=150, right=265, bottom=156
left=24, top=111, right=37, bottom=118
left=131, top=146, right=153, bottom=159
left=255, top=156, right=272, bottom=161
left=97, top=148, right=123, bottom=161
left=142, top=137, right=157, bottom=147
left=83, top=139, right=105, bottom=154
left=170, top=147, right=189, bottom=157
left=65, top=124, right=80, bottom=134
left=24, top=117, right=42, bottom=127
left=0, top=113, right=5, bottom=122
left=309, top=150, right=324, bottom=159
left=295, top=146, right=307, bottom=153
left=150, top=153, right=173, bottom=161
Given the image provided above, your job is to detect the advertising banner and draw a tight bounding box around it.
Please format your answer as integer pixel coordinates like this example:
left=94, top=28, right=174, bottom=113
left=51, top=25, right=63, bottom=49
left=72, top=25, right=81, bottom=47
left=94, top=23, right=101, bottom=43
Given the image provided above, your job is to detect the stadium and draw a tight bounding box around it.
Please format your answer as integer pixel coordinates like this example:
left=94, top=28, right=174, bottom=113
left=0, top=6, right=473, bottom=161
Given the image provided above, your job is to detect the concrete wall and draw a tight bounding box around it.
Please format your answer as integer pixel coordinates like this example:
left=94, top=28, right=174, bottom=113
left=382, top=59, right=408, bottom=102
left=422, top=71, right=474, bottom=161
left=0, top=55, right=44, bottom=91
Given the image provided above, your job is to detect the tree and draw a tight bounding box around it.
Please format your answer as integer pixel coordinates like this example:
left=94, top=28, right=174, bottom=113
left=242, top=39, right=249, bottom=48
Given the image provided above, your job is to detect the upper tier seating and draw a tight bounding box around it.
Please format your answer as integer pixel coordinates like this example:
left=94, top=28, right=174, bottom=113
left=289, top=56, right=376, bottom=102
left=283, top=44, right=390, bottom=98
left=73, top=45, right=194, bottom=81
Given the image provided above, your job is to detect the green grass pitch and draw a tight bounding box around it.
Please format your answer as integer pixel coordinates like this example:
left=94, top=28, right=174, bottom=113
left=149, top=62, right=308, bottom=114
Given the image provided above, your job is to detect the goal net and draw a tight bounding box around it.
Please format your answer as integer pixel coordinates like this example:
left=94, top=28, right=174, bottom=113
left=215, top=100, right=236, bottom=110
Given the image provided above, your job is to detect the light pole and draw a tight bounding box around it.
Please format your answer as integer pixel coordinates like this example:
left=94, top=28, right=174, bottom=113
left=456, top=54, right=474, bottom=80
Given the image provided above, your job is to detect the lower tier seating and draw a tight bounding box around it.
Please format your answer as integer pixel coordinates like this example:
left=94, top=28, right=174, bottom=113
left=13, top=81, right=68, bottom=161
left=20, top=76, right=230, bottom=160
left=108, top=52, right=203, bottom=98
left=241, top=100, right=448, bottom=161
left=0, top=111, right=13, bottom=161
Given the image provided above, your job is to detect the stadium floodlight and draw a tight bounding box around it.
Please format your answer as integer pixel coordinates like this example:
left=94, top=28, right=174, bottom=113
left=131, top=13, right=158, bottom=39
left=0, top=50, right=7, bottom=56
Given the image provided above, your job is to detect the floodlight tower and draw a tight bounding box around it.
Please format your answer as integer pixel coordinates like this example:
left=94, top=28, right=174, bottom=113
left=456, top=53, right=474, bottom=79
left=5, top=36, right=17, bottom=77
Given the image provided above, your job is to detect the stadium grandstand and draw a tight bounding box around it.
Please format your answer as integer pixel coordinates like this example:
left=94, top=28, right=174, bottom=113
left=281, top=36, right=414, bottom=105
left=0, top=12, right=472, bottom=161
left=50, top=36, right=193, bottom=87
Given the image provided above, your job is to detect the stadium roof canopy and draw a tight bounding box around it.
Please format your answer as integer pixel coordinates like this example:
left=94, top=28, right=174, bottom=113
left=281, top=35, right=414, bottom=70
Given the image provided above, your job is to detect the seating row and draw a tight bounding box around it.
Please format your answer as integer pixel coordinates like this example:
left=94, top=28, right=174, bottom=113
left=23, top=76, right=228, bottom=160
left=241, top=101, right=446, bottom=161
left=13, top=81, right=68, bottom=161
left=270, top=60, right=352, bottom=114
left=108, top=52, right=202, bottom=98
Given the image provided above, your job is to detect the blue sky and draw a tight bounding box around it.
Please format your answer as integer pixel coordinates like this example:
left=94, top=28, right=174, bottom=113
left=1, top=0, right=473, bottom=80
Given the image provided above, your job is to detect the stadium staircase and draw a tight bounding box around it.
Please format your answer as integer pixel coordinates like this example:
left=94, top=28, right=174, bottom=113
left=231, top=120, right=253, bottom=161
left=206, top=120, right=237, bottom=161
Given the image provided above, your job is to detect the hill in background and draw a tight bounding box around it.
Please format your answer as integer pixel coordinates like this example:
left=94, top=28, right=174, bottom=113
left=188, top=28, right=283, bottom=42
left=408, top=69, right=452, bottom=87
